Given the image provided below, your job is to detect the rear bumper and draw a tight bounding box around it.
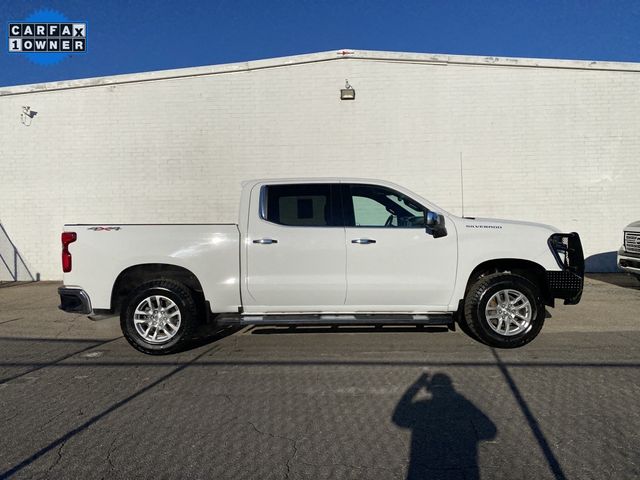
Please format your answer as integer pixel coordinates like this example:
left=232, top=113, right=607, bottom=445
left=58, top=287, right=92, bottom=314
left=618, top=248, right=640, bottom=274
left=546, top=232, right=585, bottom=305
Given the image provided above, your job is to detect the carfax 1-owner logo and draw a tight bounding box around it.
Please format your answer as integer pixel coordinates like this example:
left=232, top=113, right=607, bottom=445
left=7, top=9, right=86, bottom=65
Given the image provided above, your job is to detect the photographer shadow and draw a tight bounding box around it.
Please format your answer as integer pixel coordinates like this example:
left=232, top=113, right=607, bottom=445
left=393, top=373, right=497, bottom=480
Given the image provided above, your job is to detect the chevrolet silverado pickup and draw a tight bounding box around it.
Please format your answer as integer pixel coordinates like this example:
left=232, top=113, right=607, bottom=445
left=58, top=178, right=584, bottom=354
left=618, top=221, right=640, bottom=280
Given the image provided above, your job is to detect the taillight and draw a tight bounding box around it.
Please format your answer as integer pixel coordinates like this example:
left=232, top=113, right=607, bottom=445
left=61, top=232, right=77, bottom=273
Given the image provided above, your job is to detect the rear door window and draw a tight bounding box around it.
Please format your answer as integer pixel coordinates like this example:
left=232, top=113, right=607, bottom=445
left=263, top=184, right=342, bottom=227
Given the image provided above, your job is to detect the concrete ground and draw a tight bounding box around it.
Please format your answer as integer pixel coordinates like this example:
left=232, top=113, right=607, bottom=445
left=0, top=275, right=639, bottom=480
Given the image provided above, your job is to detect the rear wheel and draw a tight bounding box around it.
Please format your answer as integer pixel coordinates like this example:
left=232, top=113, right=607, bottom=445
left=463, top=273, right=545, bottom=348
left=120, top=279, right=201, bottom=355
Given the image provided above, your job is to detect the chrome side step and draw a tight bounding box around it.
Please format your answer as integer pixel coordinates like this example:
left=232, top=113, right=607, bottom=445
left=217, top=313, right=454, bottom=328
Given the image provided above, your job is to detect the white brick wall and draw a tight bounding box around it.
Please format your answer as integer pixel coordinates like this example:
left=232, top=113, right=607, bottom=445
left=1, top=50, right=639, bottom=280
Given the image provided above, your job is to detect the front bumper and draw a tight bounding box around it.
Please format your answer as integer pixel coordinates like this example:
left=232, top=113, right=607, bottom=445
left=618, top=248, right=640, bottom=274
left=546, top=232, right=584, bottom=305
left=58, top=287, right=92, bottom=314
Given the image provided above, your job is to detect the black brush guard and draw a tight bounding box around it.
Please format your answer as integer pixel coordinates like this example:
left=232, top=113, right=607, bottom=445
left=546, top=232, right=585, bottom=305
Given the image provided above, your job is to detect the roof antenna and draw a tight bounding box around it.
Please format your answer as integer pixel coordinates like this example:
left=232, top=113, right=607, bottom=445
left=459, top=152, right=465, bottom=218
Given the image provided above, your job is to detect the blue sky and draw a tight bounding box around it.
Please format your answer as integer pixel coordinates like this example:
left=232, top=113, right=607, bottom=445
left=2, top=0, right=640, bottom=87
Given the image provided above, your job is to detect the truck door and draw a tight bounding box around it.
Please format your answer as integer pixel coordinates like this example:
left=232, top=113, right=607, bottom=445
left=342, top=183, right=457, bottom=310
left=244, top=183, right=347, bottom=311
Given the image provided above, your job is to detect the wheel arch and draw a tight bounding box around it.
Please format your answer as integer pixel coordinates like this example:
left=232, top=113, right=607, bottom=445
left=111, top=263, right=204, bottom=314
left=463, top=258, right=550, bottom=304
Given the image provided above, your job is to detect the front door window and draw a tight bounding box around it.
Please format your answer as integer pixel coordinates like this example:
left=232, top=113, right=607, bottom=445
left=349, top=184, right=425, bottom=228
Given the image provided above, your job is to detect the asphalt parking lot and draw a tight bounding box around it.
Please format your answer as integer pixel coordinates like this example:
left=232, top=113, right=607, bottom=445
left=1, top=276, right=639, bottom=480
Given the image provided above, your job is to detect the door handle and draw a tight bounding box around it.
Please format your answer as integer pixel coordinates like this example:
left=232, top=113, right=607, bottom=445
left=351, top=238, right=376, bottom=244
left=253, top=238, right=278, bottom=244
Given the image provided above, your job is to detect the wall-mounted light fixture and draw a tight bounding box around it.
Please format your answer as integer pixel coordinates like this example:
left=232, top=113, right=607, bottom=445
left=340, top=79, right=355, bottom=100
left=21, top=106, right=38, bottom=126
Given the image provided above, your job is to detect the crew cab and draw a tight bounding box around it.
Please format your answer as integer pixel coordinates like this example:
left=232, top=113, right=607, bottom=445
left=58, top=178, right=584, bottom=354
left=618, top=221, right=640, bottom=280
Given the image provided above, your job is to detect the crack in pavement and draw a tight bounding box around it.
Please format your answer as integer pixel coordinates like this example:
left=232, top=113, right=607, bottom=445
left=46, top=440, right=66, bottom=476
left=106, top=436, right=118, bottom=474
left=245, top=420, right=400, bottom=477
left=287, top=438, right=300, bottom=479
left=0, top=411, right=20, bottom=423
left=36, top=410, right=66, bottom=434
left=0, top=318, right=22, bottom=325
left=244, top=420, right=389, bottom=478
left=247, top=421, right=299, bottom=479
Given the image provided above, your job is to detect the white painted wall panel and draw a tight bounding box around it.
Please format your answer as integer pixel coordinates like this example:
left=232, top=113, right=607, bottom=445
left=1, top=51, right=638, bottom=279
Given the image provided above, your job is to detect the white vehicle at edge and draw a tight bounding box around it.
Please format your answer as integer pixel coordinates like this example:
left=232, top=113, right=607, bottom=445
left=618, top=221, right=640, bottom=280
left=58, top=178, right=585, bottom=354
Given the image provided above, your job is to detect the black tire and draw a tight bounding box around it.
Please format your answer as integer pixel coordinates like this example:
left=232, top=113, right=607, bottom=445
left=463, top=273, right=545, bottom=348
left=120, top=279, right=201, bottom=355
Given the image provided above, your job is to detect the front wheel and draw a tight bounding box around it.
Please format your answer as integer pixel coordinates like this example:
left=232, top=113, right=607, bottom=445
left=120, top=279, right=201, bottom=355
left=463, top=273, right=545, bottom=348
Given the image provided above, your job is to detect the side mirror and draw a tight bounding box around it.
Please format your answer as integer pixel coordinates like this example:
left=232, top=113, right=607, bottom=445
left=425, top=211, right=448, bottom=238
left=426, top=211, right=439, bottom=226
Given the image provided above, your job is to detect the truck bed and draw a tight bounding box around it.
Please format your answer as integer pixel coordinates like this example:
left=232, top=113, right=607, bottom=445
left=62, top=224, right=241, bottom=311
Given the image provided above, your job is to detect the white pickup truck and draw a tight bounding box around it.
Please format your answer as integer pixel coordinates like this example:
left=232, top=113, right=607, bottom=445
left=59, top=178, right=584, bottom=354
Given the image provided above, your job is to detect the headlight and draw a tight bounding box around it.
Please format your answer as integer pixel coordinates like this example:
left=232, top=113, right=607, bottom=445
left=548, top=234, right=569, bottom=268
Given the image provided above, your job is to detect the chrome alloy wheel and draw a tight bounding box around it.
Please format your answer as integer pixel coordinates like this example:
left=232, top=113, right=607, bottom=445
left=484, top=289, right=532, bottom=336
left=133, top=295, right=182, bottom=344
